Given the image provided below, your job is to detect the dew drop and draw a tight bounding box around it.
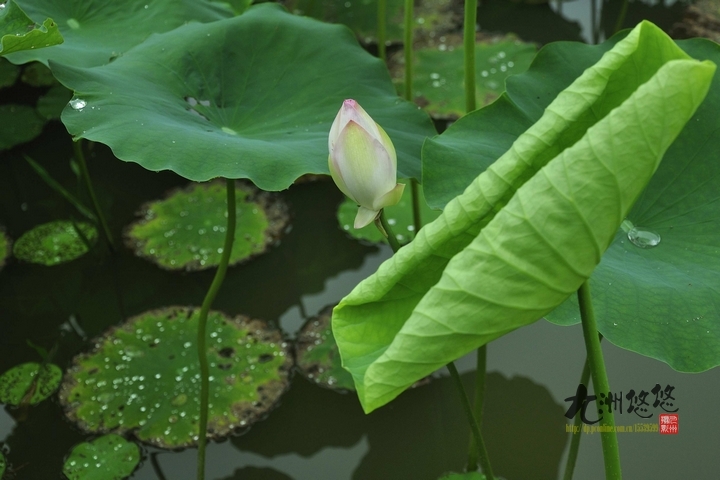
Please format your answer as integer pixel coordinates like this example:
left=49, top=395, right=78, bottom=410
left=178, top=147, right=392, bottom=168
left=627, top=227, right=661, bottom=249
left=69, top=98, right=87, bottom=110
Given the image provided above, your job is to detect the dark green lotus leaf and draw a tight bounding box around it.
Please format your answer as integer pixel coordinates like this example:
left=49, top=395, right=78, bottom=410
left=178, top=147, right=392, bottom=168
left=20, top=60, right=54, bottom=85
left=289, top=0, right=404, bottom=43
left=62, top=434, right=139, bottom=480
left=424, top=31, right=720, bottom=373
left=0, top=227, right=10, bottom=271
left=5, top=0, right=232, bottom=67
left=0, top=362, right=62, bottom=406
left=37, top=83, right=72, bottom=119
left=337, top=179, right=440, bottom=244
left=50, top=3, right=435, bottom=188
left=59, top=306, right=293, bottom=448
left=124, top=181, right=288, bottom=271
left=0, top=57, right=19, bottom=87
left=0, top=104, right=45, bottom=150
left=13, top=220, right=96, bottom=265
left=0, top=0, right=62, bottom=56
left=295, top=305, right=355, bottom=391
left=394, top=36, right=537, bottom=118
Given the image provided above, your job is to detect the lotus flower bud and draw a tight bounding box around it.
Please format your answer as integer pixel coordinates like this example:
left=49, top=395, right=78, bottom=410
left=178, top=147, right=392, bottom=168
left=328, top=99, right=405, bottom=229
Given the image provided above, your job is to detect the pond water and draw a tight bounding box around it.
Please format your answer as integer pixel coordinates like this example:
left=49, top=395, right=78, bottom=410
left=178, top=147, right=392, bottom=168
left=1, top=0, right=719, bottom=479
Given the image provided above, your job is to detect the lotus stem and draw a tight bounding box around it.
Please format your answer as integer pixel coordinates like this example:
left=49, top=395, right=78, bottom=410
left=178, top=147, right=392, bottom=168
left=447, top=361, right=495, bottom=480
left=403, top=0, right=414, bottom=102
left=613, top=0, right=628, bottom=35
left=467, top=344, right=487, bottom=471
left=464, top=0, right=478, bottom=113
left=577, top=281, right=622, bottom=479
left=73, top=140, right=115, bottom=251
left=377, top=210, right=401, bottom=253
left=197, top=178, right=236, bottom=480
left=563, top=347, right=592, bottom=480
left=378, top=0, right=387, bottom=61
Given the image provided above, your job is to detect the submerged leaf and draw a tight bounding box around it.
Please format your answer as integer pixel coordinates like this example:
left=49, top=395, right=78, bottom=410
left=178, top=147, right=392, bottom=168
left=0, top=0, right=62, bottom=56
left=124, top=181, right=288, bottom=271
left=333, top=22, right=715, bottom=412
left=13, top=220, right=97, bottom=265
left=63, top=434, right=140, bottom=480
left=0, top=362, right=62, bottom=405
left=60, top=307, right=292, bottom=448
left=50, top=3, right=434, bottom=189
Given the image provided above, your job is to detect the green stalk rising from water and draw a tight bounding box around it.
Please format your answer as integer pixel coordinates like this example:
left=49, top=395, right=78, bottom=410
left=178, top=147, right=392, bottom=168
left=197, top=179, right=236, bottom=480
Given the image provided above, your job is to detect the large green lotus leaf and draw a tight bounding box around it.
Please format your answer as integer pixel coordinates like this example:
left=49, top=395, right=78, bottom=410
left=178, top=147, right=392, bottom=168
left=63, top=434, right=140, bottom=480
left=332, top=22, right=716, bottom=412
left=13, top=220, right=97, bottom=265
left=0, top=362, right=62, bottom=405
left=423, top=29, right=720, bottom=373
left=0, top=0, right=62, bottom=56
left=59, top=307, right=292, bottom=448
left=49, top=3, right=434, bottom=188
left=393, top=37, right=537, bottom=119
left=5, top=0, right=232, bottom=67
left=337, top=179, right=440, bottom=244
left=124, top=181, right=288, bottom=271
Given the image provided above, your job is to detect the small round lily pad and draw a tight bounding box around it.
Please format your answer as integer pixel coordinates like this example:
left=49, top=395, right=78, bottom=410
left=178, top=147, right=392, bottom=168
left=296, top=305, right=355, bottom=391
left=124, top=181, right=288, bottom=271
left=13, top=221, right=97, bottom=266
left=0, top=227, right=11, bottom=272
left=59, top=306, right=293, bottom=448
left=0, top=362, right=62, bottom=406
left=63, top=434, right=140, bottom=480
left=337, top=180, right=441, bottom=245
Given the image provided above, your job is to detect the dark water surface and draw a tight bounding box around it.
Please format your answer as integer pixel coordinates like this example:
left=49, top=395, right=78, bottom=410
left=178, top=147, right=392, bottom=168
left=2, top=0, right=719, bottom=479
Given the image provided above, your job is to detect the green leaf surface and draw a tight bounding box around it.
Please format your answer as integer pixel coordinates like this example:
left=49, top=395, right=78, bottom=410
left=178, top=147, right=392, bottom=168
left=0, top=104, right=45, bottom=150
left=337, top=180, right=440, bottom=244
left=296, top=305, right=355, bottom=391
left=63, top=434, right=140, bottom=480
left=394, top=37, right=537, bottom=118
left=0, top=0, right=62, bottom=56
left=60, top=307, right=292, bottom=448
left=333, top=22, right=716, bottom=412
left=423, top=28, right=720, bottom=373
left=124, top=181, right=288, bottom=271
left=5, top=0, right=232, bottom=67
left=50, top=3, right=435, bottom=188
left=0, top=361, right=62, bottom=405
left=20, top=60, right=54, bottom=85
left=13, top=220, right=97, bottom=265
left=36, top=83, right=72, bottom=119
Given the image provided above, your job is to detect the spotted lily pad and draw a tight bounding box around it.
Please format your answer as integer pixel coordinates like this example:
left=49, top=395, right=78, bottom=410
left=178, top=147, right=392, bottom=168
left=393, top=36, right=537, bottom=118
left=13, top=220, right=97, bottom=265
left=0, top=227, right=10, bottom=271
left=0, top=362, right=62, bottom=406
left=0, top=104, right=45, bottom=150
left=0, top=0, right=62, bottom=56
left=50, top=3, right=434, bottom=189
left=4, top=0, right=232, bottom=68
left=124, top=181, right=288, bottom=271
left=296, top=305, right=355, bottom=391
left=62, top=434, right=140, bottom=480
left=337, top=179, right=441, bottom=244
left=59, top=307, right=293, bottom=448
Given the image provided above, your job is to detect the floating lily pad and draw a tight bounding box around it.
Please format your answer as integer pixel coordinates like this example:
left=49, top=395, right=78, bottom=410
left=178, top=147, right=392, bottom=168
left=296, top=305, right=355, bottom=391
left=13, top=220, right=97, bottom=266
left=0, top=57, right=19, bottom=87
left=21, top=60, right=55, bottom=86
left=50, top=3, right=434, bottom=189
left=124, top=181, right=288, bottom=271
left=0, top=362, right=62, bottom=406
left=0, top=227, right=10, bottom=271
left=37, top=83, right=73, bottom=119
left=0, top=0, right=62, bottom=56
left=62, top=434, right=140, bottom=480
left=0, top=104, right=45, bottom=150
left=59, top=306, right=293, bottom=448
left=337, top=180, right=441, bottom=244
left=393, top=36, right=537, bottom=118
left=4, top=0, right=232, bottom=68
